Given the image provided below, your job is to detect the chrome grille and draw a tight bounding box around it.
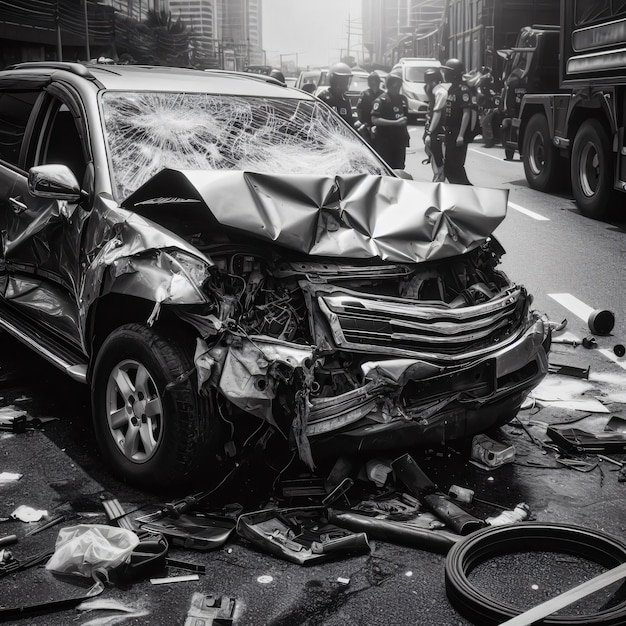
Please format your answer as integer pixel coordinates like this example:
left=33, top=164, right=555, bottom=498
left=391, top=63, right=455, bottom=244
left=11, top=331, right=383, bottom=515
left=317, top=286, right=527, bottom=362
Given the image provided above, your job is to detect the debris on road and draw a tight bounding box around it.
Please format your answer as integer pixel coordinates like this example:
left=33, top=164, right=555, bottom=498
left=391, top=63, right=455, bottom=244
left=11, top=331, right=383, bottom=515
left=11, top=505, right=48, bottom=523
left=470, top=434, right=515, bottom=469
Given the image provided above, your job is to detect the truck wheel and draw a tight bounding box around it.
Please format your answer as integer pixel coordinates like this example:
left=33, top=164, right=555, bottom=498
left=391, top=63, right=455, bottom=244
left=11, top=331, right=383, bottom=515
left=91, top=323, right=220, bottom=489
left=571, top=119, right=613, bottom=219
left=523, top=113, right=560, bottom=191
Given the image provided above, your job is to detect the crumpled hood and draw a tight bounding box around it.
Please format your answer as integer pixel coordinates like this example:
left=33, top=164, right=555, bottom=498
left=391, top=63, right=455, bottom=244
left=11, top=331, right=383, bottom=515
left=124, top=170, right=509, bottom=263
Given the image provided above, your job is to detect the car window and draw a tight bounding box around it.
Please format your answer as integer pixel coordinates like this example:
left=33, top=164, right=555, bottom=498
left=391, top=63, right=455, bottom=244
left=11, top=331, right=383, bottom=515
left=101, top=92, right=387, bottom=200
left=349, top=74, right=370, bottom=92
left=405, top=67, right=438, bottom=82
left=0, top=91, right=39, bottom=167
left=37, top=102, right=87, bottom=182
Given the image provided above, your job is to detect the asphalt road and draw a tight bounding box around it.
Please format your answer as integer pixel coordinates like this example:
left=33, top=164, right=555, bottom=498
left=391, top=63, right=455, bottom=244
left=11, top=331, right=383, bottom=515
left=1, top=131, right=626, bottom=625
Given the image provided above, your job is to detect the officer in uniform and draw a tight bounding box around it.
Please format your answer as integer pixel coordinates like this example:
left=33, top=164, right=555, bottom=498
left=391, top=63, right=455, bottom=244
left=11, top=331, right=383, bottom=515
left=423, top=68, right=447, bottom=182
left=356, top=72, right=383, bottom=144
left=441, top=58, right=474, bottom=185
left=370, top=68, right=410, bottom=169
left=317, top=62, right=356, bottom=126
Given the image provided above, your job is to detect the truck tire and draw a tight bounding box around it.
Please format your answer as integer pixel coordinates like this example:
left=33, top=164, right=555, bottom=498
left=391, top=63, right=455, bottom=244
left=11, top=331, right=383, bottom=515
left=570, top=119, right=613, bottom=220
left=91, top=323, right=220, bottom=490
left=523, top=113, right=560, bottom=191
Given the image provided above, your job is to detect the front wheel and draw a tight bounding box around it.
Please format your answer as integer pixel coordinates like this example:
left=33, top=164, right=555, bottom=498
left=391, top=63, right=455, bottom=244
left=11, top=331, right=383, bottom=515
left=91, top=323, right=220, bottom=489
left=522, top=113, right=561, bottom=191
left=570, top=119, right=613, bottom=220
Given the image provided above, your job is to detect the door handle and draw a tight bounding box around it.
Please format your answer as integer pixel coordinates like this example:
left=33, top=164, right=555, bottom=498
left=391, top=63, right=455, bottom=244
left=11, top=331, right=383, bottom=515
left=8, top=196, right=27, bottom=214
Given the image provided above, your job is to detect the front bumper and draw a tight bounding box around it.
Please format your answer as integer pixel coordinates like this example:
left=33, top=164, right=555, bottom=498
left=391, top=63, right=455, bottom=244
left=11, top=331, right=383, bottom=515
left=308, top=316, right=549, bottom=454
left=406, top=96, right=429, bottom=117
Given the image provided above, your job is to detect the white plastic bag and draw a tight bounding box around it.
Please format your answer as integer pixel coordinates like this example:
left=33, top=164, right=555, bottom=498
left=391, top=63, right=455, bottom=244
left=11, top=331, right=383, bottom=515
left=46, top=524, right=140, bottom=578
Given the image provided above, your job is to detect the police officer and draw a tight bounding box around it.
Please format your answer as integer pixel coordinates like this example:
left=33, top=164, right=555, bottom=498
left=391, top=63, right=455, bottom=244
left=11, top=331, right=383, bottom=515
left=355, top=72, right=383, bottom=144
left=317, top=62, right=355, bottom=126
left=442, top=58, right=474, bottom=185
left=423, top=68, right=447, bottom=182
left=370, top=68, right=410, bottom=169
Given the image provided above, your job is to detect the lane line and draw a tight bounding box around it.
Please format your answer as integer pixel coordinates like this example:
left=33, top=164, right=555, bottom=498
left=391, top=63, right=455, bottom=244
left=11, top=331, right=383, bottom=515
left=469, top=147, right=519, bottom=163
left=508, top=201, right=550, bottom=221
left=549, top=293, right=626, bottom=371
left=549, top=293, right=595, bottom=322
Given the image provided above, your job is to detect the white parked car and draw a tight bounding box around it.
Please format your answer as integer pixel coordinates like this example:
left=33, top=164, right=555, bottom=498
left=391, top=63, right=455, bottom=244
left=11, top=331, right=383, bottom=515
left=393, top=57, right=442, bottom=121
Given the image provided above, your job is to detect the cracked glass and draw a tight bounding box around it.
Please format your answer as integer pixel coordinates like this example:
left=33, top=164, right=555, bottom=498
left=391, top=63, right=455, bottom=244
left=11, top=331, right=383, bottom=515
left=101, top=92, right=387, bottom=200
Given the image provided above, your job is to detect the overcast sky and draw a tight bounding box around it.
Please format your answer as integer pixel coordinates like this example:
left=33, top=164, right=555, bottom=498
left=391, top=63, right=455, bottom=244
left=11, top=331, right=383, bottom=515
left=262, top=0, right=362, bottom=69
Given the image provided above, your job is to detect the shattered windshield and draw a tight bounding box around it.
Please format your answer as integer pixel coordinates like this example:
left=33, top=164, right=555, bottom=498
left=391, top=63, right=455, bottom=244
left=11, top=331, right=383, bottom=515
left=101, top=92, right=387, bottom=200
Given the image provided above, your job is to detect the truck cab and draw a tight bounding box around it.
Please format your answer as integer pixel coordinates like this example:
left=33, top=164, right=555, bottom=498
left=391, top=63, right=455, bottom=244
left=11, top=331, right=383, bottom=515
left=513, top=0, right=626, bottom=219
left=501, top=25, right=561, bottom=160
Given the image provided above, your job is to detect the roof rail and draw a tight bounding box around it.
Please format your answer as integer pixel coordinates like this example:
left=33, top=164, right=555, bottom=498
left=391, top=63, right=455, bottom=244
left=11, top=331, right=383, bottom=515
left=204, top=68, right=286, bottom=86
left=4, top=62, right=94, bottom=78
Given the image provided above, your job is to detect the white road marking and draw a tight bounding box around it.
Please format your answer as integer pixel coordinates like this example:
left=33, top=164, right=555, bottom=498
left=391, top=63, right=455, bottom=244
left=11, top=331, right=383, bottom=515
left=549, top=293, right=626, bottom=371
left=508, top=201, right=550, bottom=221
left=549, top=293, right=595, bottom=322
left=469, top=147, right=519, bottom=163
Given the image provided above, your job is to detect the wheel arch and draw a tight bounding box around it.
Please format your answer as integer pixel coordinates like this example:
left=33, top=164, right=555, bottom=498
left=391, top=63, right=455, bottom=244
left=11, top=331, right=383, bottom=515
left=518, top=100, right=553, bottom=154
left=85, top=294, right=200, bottom=382
left=565, top=93, right=616, bottom=155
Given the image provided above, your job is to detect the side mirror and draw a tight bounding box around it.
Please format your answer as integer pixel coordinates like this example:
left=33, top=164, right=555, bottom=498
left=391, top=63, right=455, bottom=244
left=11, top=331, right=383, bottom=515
left=394, top=169, right=414, bottom=180
left=28, top=164, right=82, bottom=202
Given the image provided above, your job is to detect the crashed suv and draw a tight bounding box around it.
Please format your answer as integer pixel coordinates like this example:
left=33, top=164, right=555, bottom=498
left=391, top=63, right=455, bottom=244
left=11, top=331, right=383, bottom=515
left=0, top=63, right=549, bottom=488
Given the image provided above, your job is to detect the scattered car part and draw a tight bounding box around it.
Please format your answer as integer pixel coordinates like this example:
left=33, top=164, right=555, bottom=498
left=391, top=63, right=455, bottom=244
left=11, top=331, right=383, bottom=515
left=471, top=434, right=515, bottom=468
left=605, top=416, right=626, bottom=433
left=328, top=509, right=459, bottom=554
left=485, top=503, right=530, bottom=525
left=614, top=344, right=626, bottom=358
left=582, top=335, right=597, bottom=349
left=140, top=514, right=236, bottom=551
left=500, top=561, right=626, bottom=626
left=236, top=506, right=370, bottom=565
left=391, top=453, right=486, bottom=535
left=23, top=514, right=65, bottom=537
left=588, top=309, right=615, bottom=335
left=103, top=498, right=136, bottom=531
left=448, top=485, right=475, bottom=504
left=446, top=522, right=626, bottom=625
left=551, top=338, right=580, bottom=347
left=547, top=426, right=626, bottom=454
left=184, top=592, right=236, bottom=626
left=150, top=574, right=199, bottom=585
left=548, top=363, right=590, bottom=379
left=597, top=454, right=624, bottom=468
left=0, top=535, right=17, bottom=548
left=0, top=414, right=26, bottom=433
left=321, top=478, right=354, bottom=507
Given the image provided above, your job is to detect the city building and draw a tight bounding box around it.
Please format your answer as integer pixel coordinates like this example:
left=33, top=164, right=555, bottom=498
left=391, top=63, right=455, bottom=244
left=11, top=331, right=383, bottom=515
left=362, top=0, right=445, bottom=67
left=0, top=0, right=262, bottom=70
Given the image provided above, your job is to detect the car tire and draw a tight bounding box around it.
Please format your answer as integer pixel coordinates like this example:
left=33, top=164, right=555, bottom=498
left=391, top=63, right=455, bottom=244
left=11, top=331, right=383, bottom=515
left=91, top=323, right=220, bottom=490
left=570, top=119, right=613, bottom=220
left=522, top=113, right=561, bottom=191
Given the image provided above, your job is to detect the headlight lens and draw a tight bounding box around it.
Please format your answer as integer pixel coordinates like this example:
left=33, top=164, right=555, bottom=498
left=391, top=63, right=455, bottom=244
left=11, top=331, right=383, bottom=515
left=167, top=250, right=212, bottom=286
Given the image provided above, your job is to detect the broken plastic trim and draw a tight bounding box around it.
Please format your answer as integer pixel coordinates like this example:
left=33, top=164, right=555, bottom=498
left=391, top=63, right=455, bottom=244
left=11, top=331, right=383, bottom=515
left=445, top=522, right=626, bottom=625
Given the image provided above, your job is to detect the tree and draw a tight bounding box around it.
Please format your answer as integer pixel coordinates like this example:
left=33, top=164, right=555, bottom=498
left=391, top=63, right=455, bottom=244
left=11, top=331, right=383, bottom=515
left=115, top=10, right=192, bottom=66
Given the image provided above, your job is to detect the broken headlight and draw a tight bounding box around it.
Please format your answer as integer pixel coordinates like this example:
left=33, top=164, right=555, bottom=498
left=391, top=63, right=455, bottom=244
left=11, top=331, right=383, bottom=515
left=167, top=250, right=212, bottom=287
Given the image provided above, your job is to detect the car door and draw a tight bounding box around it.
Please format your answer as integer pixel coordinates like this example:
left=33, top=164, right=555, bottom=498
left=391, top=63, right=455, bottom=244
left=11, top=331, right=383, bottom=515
left=0, top=81, right=90, bottom=348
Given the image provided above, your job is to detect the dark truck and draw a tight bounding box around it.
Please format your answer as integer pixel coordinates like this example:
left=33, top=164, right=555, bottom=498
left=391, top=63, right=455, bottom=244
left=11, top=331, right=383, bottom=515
left=512, top=0, right=626, bottom=219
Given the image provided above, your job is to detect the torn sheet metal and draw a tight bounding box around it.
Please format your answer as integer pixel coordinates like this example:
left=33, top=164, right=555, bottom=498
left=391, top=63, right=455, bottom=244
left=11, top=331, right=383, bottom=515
left=236, top=506, right=370, bottom=565
left=125, top=170, right=508, bottom=263
left=214, top=335, right=314, bottom=425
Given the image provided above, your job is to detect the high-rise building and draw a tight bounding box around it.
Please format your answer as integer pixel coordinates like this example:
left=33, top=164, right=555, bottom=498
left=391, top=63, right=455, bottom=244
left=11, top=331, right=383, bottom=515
left=168, top=0, right=218, bottom=67
left=362, top=0, right=445, bottom=66
left=103, top=0, right=167, bottom=22
left=217, top=0, right=263, bottom=69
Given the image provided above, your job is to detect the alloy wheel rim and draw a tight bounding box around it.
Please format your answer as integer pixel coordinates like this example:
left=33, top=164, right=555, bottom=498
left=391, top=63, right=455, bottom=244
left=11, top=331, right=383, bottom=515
left=105, top=358, right=163, bottom=463
left=528, top=131, right=545, bottom=175
left=579, top=141, right=600, bottom=197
